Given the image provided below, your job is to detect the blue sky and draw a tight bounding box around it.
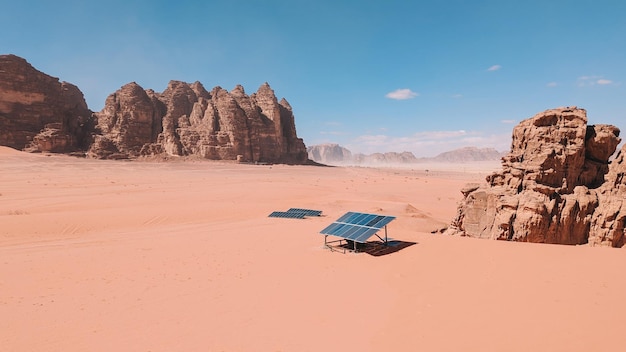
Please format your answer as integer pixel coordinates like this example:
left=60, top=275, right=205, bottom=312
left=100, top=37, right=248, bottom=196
left=2, top=0, right=625, bottom=157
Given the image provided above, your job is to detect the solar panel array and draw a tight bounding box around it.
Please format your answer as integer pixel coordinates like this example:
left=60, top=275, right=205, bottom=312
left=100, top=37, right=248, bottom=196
left=268, top=208, right=322, bottom=219
left=269, top=211, right=306, bottom=219
left=287, top=208, right=322, bottom=217
left=320, top=212, right=396, bottom=243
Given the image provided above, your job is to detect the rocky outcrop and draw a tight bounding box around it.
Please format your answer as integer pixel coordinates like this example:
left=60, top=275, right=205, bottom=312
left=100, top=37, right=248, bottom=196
left=445, top=107, right=625, bottom=247
left=1, top=54, right=308, bottom=164
left=0, top=54, right=92, bottom=152
left=88, top=82, right=164, bottom=158
left=90, top=81, right=307, bottom=163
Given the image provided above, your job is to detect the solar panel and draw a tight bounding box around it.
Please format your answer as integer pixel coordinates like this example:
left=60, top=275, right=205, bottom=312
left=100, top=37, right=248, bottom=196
left=320, top=211, right=395, bottom=243
left=268, top=211, right=306, bottom=219
left=287, top=208, right=322, bottom=216
left=269, top=208, right=323, bottom=219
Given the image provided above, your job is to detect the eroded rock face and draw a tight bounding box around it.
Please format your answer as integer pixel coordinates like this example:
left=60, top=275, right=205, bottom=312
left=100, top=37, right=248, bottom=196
left=89, top=82, right=164, bottom=158
left=589, top=144, right=626, bottom=247
left=0, top=54, right=92, bottom=152
left=90, top=80, right=307, bottom=163
left=445, top=107, right=624, bottom=246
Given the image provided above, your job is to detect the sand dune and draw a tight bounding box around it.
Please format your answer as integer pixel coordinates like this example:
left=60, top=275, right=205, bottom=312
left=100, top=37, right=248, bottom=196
left=1, top=149, right=625, bottom=351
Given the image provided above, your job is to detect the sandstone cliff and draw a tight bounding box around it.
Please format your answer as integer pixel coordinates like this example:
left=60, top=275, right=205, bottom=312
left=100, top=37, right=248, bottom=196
left=445, top=107, right=625, bottom=247
left=0, top=54, right=308, bottom=164
left=90, top=81, right=307, bottom=163
left=0, top=54, right=92, bottom=152
left=589, top=143, right=626, bottom=246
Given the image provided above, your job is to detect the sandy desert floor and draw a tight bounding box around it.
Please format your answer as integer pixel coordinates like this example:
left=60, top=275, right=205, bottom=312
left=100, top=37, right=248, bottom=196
left=1, top=146, right=625, bottom=352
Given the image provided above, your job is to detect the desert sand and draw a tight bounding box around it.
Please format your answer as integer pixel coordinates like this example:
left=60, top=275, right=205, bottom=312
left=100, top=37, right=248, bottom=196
left=1, top=146, right=625, bottom=352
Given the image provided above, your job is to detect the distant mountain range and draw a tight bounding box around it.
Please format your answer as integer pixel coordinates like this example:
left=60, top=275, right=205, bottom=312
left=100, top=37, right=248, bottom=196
left=307, top=144, right=506, bottom=165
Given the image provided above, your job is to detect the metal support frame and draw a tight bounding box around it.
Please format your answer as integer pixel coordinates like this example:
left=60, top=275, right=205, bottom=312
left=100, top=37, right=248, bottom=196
left=373, top=225, right=389, bottom=245
left=323, top=225, right=389, bottom=254
left=324, top=235, right=350, bottom=254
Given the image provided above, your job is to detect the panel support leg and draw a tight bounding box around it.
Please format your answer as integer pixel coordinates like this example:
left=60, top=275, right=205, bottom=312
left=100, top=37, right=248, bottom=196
left=384, top=226, right=388, bottom=246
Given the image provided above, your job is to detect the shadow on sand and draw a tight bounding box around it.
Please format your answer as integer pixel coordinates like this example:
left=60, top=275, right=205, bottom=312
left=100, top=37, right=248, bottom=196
left=336, top=240, right=417, bottom=256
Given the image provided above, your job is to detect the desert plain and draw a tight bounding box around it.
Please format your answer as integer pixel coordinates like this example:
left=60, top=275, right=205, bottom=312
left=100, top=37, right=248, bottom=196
left=1, top=146, right=625, bottom=352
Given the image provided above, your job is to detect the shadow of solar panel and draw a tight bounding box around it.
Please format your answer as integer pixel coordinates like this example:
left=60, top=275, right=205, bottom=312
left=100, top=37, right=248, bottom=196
left=320, top=211, right=396, bottom=243
left=268, top=211, right=306, bottom=219
left=287, top=208, right=322, bottom=216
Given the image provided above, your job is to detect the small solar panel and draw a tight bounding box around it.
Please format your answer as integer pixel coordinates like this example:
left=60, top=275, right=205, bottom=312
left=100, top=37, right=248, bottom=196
left=287, top=208, right=322, bottom=216
left=269, top=208, right=322, bottom=220
left=269, top=211, right=306, bottom=219
left=320, top=211, right=395, bottom=243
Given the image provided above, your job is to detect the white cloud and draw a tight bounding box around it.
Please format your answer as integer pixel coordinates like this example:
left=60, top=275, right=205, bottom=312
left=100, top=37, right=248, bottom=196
left=487, top=65, right=502, bottom=71
left=319, top=131, right=346, bottom=136
left=577, top=76, right=598, bottom=87
left=385, top=88, right=419, bottom=100
left=578, top=75, right=614, bottom=86
left=546, top=82, right=558, bottom=87
left=412, top=130, right=468, bottom=139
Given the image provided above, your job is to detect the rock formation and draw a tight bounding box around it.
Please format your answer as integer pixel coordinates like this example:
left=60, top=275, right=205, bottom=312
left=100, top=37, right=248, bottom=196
left=0, top=54, right=92, bottom=152
left=0, top=54, right=308, bottom=164
left=307, top=144, right=353, bottom=164
left=90, top=81, right=307, bottom=163
left=445, top=107, right=625, bottom=247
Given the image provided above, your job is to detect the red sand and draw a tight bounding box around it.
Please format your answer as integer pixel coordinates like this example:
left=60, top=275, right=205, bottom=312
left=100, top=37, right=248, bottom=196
left=1, top=147, right=625, bottom=351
